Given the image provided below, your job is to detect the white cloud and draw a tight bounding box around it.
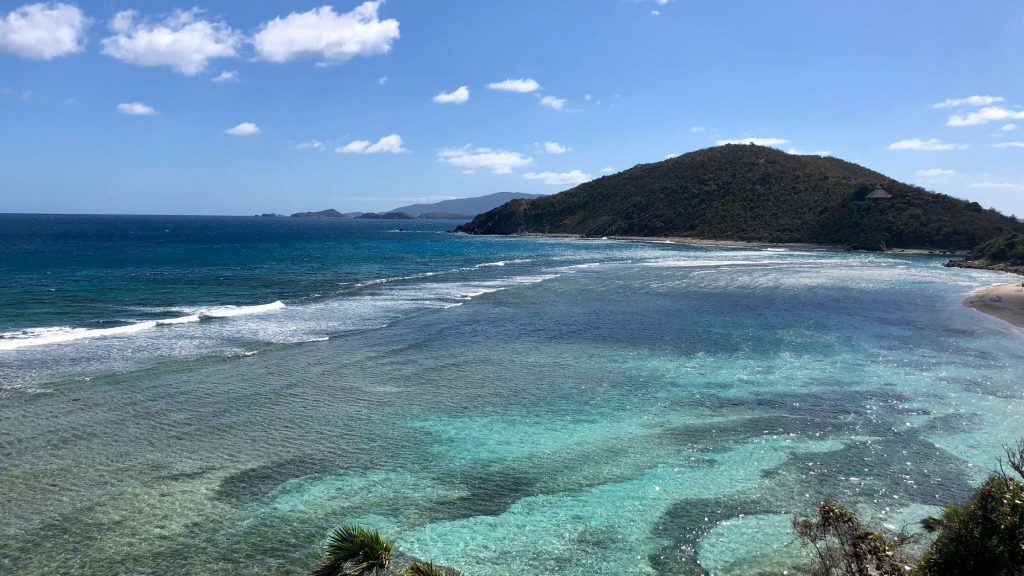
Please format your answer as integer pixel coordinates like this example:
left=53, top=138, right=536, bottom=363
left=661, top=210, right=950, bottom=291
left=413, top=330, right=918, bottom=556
left=947, top=106, right=1024, bottom=127
left=931, top=95, right=1003, bottom=109
left=523, top=169, right=593, bottom=186
left=212, top=70, right=238, bottom=83
left=101, top=8, right=241, bottom=76
left=117, top=101, right=156, bottom=116
left=665, top=153, right=681, bottom=159
left=539, top=95, right=567, bottom=111
left=651, top=10, right=661, bottom=16
left=336, top=134, right=406, bottom=154
left=378, top=76, right=388, bottom=85
left=968, top=181, right=1024, bottom=191
left=19, top=89, right=32, bottom=100
left=715, top=137, right=790, bottom=147
left=992, top=141, right=1024, bottom=148
left=916, top=168, right=955, bottom=177
left=543, top=141, right=570, bottom=154
left=488, top=78, right=540, bottom=93
left=690, top=126, right=705, bottom=133
left=887, top=138, right=965, bottom=151
left=1001, top=123, right=1018, bottom=132
left=433, top=85, right=469, bottom=104
left=225, top=122, right=260, bottom=136
left=601, top=166, right=614, bottom=174
left=437, top=146, right=532, bottom=174
left=786, top=148, right=832, bottom=156
left=295, top=139, right=325, bottom=150
left=0, top=2, right=88, bottom=60
left=252, top=2, right=399, bottom=64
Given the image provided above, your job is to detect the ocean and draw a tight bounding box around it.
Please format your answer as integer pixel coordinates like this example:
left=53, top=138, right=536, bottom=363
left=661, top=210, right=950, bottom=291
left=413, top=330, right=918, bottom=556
left=1, top=214, right=1023, bottom=575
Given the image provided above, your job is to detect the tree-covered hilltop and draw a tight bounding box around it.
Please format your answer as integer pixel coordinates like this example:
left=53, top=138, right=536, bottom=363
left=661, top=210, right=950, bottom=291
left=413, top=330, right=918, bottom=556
left=457, top=145, right=1024, bottom=251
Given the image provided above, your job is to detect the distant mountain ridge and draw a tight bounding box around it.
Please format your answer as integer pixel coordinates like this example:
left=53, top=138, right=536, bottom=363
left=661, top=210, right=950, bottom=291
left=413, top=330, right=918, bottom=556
left=389, top=192, right=544, bottom=219
left=457, top=145, right=1024, bottom=251
left=288, top=192, right=544, bottom=221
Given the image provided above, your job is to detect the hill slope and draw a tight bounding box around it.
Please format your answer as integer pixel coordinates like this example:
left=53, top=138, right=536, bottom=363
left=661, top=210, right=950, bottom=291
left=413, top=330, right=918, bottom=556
left=390, top=192, right=543, bottom=218
left=457, top=145, right=1023, bottom=251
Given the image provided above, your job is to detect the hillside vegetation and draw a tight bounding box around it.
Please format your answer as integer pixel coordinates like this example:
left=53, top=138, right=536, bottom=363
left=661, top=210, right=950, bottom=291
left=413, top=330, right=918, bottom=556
left=457, top=145, right=1023, bottom=251
left=947, top=231, right=1024, bottom=275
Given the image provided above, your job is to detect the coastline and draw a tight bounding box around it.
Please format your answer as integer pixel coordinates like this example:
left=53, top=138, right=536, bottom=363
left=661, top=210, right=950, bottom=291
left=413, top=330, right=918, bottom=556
left=496, top=231, right=964, bottom=255
left=964, top=283, right=1024, bottom=328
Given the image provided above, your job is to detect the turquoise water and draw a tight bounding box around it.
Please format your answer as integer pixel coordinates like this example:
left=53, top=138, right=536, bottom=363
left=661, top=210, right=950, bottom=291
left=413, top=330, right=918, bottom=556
left=2, top=214, right=1023, bottom=575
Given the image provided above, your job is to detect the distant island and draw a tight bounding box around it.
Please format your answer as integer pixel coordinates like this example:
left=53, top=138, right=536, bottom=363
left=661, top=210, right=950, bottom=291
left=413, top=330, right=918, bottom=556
left=355, top=212, right=415, bottom=220
left=290, top=209, right=348, bottom=218
left=287, top=192, right=545, bottom=221
left=457, top=144, right=1024, bottom=253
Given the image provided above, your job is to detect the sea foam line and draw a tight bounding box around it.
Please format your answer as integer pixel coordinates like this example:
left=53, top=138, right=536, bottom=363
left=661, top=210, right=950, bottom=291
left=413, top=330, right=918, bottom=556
left=0, top=301, right=286, bottom=351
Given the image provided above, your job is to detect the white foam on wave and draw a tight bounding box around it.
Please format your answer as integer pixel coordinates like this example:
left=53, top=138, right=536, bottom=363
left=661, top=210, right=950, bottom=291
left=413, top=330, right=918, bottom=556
left=157, top=314, right=201, bottom=325
left=474, top=259, right=532, bottom=268
left=353, top=271, right=444, bottom=289
left=0, top=321, right=159, bottom=351
left=197, top=300, right=286, bottom=318
left=0, top=301, right=286, bottom=351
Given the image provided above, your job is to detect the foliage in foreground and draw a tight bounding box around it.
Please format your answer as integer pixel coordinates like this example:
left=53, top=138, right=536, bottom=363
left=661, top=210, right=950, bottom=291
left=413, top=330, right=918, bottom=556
left=307, top=523, right=461, bottom=576
left=794, top=501, right=917, bottom=576
left=915, top=439, right=1024, bottom=576
left=796, top=438, right=1024, bottom=576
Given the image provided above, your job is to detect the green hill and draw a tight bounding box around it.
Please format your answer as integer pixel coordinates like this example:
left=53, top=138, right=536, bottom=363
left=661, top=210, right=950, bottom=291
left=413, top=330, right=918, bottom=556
left=456, top=145, right=1023, bottom=251
left=947, top=231, right=1024, bottom=275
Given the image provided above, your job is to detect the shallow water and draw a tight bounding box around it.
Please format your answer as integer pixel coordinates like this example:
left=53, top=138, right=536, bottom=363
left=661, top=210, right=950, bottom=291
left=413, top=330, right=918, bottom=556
left=1, top=215, right=1022, bottom=575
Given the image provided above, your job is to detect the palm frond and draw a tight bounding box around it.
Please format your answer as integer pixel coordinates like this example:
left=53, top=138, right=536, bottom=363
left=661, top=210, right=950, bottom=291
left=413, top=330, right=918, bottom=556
left=402, top=560, right=463, bottom=576
left=307, top=524, right=394, bottom=576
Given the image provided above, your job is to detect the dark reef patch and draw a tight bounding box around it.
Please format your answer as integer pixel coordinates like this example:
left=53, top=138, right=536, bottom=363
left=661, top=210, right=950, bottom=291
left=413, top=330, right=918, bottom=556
left=649, top=497, right=778, bottom=576
left=216, top=456, right=328, bottom=502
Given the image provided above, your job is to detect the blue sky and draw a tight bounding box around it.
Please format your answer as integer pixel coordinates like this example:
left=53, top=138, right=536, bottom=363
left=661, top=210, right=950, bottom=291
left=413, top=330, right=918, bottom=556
left=2, top=0, right=1023, bottom=215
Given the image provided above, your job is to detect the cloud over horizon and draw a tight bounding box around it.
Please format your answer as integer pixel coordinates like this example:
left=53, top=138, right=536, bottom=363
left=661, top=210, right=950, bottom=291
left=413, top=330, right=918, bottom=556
left=488, top=78, right=540, bottom=93
left=931, top=95, right=1003, bottom=109
left=946, top=106, right=1024, bottom=127
left=433, top=86, right=469, bottom=104
left=101, top=8, right=241, bottom=75
left=336, top=134, right=406, bottom=154
left=438, top=146, right=532, bottom=174
left=916, top=168, right=955, bottom=178
left=888, top=138, right=965, bottom=151
left=117, top=101, right=156, bottom=115
left=523, top=169, right=592, bottom=186
left=0, top=2, right=89, bottom=60
left=543, top=142, right=570, bottom=154
left=539, top=95, right=566, bottom=111
left=252, top=2, right=399, bottom=64
left=212, top=70, right=238, bottom=83
left=225, top=122, right=259, bottom=136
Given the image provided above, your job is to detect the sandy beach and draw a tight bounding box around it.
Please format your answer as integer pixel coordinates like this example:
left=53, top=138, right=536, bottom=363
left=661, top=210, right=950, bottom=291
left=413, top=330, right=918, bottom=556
left=965, top=283, right=1024, bottom=328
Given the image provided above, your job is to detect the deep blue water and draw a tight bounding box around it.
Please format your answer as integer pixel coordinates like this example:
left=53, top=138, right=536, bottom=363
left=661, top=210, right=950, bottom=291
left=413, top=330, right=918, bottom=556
left=1, top=214, right=1023, bottom=575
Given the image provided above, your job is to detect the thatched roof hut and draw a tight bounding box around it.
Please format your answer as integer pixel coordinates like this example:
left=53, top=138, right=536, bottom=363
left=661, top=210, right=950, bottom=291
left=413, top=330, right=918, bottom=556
left=865, top=187, right=892, bottom=201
